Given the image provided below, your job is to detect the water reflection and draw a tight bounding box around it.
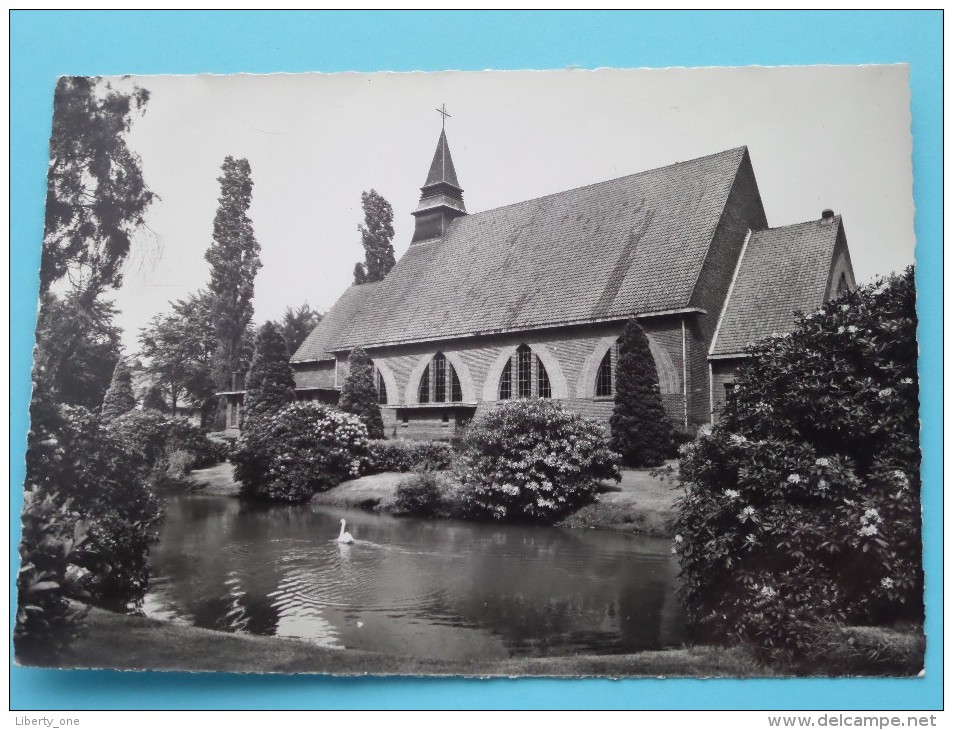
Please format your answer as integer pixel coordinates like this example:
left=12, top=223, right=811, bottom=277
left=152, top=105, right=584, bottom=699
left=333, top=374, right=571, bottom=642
left=146, top=494, right=685, bottom=660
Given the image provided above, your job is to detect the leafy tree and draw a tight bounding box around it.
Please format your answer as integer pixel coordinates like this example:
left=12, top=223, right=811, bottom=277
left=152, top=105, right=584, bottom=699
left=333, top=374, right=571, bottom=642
left=279, top=302, right=323, bottom=355
left=139, top=292, right=218, bottom=422
left=42, top=76, right=155, bottom=305
left=142, top=384, right=169, bottom=413
left=204, top=156, right=261, bottom=392
left=353, top=189, right=395, bottom=284
left=242, top=321, right=296, bottom=426
left=672, top=269, right=920, bottom=661
left=610, top=319, right=675, bottom=467
left=33, top=291, right=122, bottom=410
left=338, top=347, right=385, bottom=439
left=100, top=359, right=136, bottom=422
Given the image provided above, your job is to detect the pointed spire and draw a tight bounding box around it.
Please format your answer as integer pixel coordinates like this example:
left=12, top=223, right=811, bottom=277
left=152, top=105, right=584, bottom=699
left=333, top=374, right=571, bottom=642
left=411, top=125, right=467, bottom=245
left=424, top=129, right=461, bottom=189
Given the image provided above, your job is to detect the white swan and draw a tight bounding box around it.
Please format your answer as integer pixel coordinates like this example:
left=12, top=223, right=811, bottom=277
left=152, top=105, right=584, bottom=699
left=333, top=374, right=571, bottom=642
left=336, top=519, right=354, bottom=544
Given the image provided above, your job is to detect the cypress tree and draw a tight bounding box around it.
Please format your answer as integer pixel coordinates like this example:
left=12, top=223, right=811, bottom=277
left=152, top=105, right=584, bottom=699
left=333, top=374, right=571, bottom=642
left=101, top=359, right=136, bottom=422
left=338, top=347, right=385, bottom=439
left=242, top=321, right=296, bottom=427
left=610, top=319, right=675, bottom=467
left=353, top=190, right=395, bottom=284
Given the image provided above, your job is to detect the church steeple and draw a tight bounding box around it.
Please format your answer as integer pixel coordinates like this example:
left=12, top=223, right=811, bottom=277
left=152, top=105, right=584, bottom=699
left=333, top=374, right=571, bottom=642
left=411, top=122, right=466, bottom=245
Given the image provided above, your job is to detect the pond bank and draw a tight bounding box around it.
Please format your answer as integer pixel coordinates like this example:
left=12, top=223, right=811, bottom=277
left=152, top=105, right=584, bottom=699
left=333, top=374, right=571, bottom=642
left=43, top=606, right=772, bottom=677
left=187, top=462, right=681, bottom=537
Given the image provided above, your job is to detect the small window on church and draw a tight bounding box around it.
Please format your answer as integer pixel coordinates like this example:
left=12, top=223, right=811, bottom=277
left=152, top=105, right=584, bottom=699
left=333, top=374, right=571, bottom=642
left=837, top=272, right=849, bottom=297
left=417, top=352, right=462, bottom=404
left=376, top=369, right=388, bottom=405
left=499, top=344, right=552, bottom=400
left=595, top=341, right=620, bottom=397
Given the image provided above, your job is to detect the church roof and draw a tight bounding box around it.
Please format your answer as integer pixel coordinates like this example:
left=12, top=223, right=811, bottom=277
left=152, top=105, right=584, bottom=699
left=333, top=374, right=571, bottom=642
left=292, top=282, right=381, bottom=362
left=710, top=216, right=844, bottom=357
left=305, top=146, right=749, bottom=354
left=424, top=129, right=461, bottom=189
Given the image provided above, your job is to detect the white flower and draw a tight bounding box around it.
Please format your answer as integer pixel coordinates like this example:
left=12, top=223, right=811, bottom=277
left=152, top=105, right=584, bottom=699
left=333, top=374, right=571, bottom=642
left=864, top=507, right=881, bottom=521
left=760, top=585, right=777, bottom=598
left=901, top=377, right=913, bottom=385
left=881, top=577, right=895, bottom=589
left=787, top=474, right=802, bottom=484
left=729, top=434, right=747, bottom=446
left=847, top=325, right=859, bottom=334
left=817, top=478, right=829, bottom=491
left=724, top=489, right=740, bottom=500
left=878, top=388, right=894, bottom=398
left=815, top=457, right=830, bottom=467
left=740, top=505, right=756, bottom=518
left=673, top=534, right=683, bottom=543
left=859, top=524, right=879, bottom=537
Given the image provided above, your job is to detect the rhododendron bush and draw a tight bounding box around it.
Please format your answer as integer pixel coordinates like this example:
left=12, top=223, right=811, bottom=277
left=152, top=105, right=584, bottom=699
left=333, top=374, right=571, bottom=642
left=232, top=403, right=369, bottom=503
left=458, top=399, right=620, bottom=522
left=672, top=268, right=920, bottom=657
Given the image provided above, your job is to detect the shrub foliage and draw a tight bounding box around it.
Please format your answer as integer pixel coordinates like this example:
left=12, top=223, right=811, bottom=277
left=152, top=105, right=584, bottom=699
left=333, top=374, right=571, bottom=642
left=232, top=403, right=369, bottom=503
left=394, top=472, right=446, bottom=518
left=610, top=319, right=675, bottom=467
left=338, top=347, right=385, bottom=439
left=672, top=268, right=921, bottom=658
left=366, top=439, right=454, bottom=473
left=457, top=399, right=620, bottom=522
left=25, top=404, right=163, bottom=613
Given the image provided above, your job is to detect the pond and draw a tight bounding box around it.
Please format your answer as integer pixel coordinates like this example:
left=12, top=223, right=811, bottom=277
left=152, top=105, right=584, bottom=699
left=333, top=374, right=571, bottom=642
left=144, top=494, right=685, bottom=661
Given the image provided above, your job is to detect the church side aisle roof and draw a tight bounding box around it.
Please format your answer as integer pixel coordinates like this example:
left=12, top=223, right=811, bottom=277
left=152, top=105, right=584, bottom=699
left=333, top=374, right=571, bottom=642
left=322, top=146, right=748, bottom=352
left=710, top=216, right=844, bottom=357
left=292, top=282, right=381, bottom=362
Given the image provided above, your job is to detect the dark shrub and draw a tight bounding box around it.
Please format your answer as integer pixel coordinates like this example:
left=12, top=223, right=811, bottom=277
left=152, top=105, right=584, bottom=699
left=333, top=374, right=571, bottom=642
left=232, top=403, right=369, bottom=503
left=457, top=399, right=620, bottom=522
left=109, top=409, right=221, bottom=484
left=394, top=472, right=445, bottom=518
left=338, top=347, right=385, bottom=439
left=25, top=404, right=162, bottom=612
left=366, top=439, right=454, bottom=473
left=672, top=268, right=920, bottom=660
left=610, top=319, right=676, bottom=467
left=15, top=488, right=89, bottom=664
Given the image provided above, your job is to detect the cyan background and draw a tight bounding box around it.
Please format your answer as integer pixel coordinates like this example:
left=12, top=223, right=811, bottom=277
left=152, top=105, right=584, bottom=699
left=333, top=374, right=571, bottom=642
left=9, top=10, right=943, bottom=710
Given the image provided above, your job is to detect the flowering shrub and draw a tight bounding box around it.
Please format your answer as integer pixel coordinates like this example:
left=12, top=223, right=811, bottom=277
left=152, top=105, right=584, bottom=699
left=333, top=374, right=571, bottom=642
left=457, top=399, right=620, bottom=523
left=394, top=472, right=446, bottom=518
left=366, top=439, right=455, bottom=473
left=672, top=269, right=920, bottom=660
left=232, top=403, right=369, bottom=503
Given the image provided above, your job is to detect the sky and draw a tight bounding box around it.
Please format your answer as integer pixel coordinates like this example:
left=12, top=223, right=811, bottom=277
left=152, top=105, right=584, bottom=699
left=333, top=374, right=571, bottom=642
left=99, top=65, right=914, bottom=352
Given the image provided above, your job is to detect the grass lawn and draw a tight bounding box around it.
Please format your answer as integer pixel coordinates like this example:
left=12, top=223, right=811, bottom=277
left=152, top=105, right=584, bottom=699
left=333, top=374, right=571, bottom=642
left=37, top=606, right=775, bottom=677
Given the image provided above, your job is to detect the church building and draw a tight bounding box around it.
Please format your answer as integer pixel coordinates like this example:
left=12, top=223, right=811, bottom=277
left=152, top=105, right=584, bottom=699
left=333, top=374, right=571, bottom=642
left=260, top=127, right=855, bottom=440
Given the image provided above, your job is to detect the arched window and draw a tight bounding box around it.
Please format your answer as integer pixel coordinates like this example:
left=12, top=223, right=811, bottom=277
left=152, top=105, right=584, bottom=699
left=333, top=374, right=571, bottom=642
left=417, top=352, right=463, bottom=404
left=595, top=340, right=620, bottom=397
left=376, top=369, right=388, bottom=405
left=499, top=344, right=552, bottom=400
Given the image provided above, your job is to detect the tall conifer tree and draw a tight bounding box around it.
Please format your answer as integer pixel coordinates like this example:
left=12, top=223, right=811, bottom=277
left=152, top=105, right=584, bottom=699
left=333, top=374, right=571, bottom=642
left=610, top=319, right=675, bottom=467
left=353, top=189, right=395, bottom=284
left=338, top=347, right=385, bottom=439
left=242, top=321, right=296, bottom=427
left=100, top=359, right=136, bottom=422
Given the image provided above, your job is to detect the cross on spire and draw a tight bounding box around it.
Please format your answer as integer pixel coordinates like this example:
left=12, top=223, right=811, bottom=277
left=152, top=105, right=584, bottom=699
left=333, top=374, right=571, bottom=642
left=436, top=103, right=451, bottom=129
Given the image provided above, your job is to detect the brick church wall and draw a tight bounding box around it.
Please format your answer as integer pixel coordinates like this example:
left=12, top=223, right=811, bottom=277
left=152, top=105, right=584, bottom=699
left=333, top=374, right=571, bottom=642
left=710, top=358, right=743, bottom=423
left=686, top=151, right=768, bottom=430
left=359, top=318, right=687, bottom=440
